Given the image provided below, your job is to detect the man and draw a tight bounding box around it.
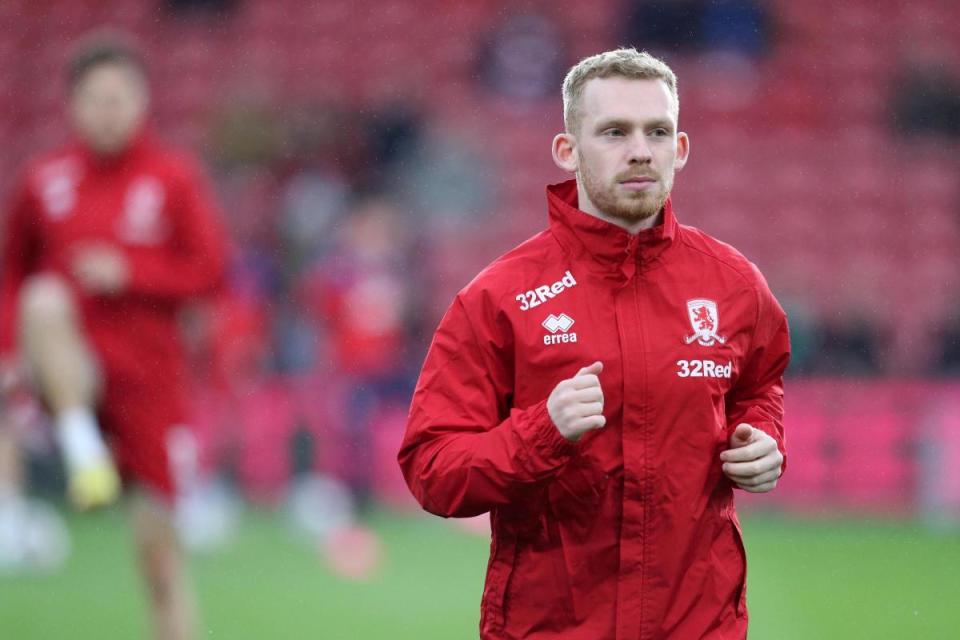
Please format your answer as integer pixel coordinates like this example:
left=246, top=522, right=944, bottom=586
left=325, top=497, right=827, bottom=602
left=0, top=33, right=227, bottom=639
left=399, top=48, right=789, bottom=639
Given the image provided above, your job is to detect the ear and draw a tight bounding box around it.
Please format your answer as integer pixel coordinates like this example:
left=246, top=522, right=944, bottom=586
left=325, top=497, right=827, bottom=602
left=675, top=131, right=690, bottom=171
left=552, top=132, right=578, bottom=174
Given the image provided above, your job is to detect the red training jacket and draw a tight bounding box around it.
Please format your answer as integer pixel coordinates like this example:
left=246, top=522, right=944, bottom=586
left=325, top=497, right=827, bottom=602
left=0, top=132, right=227, bottom=376
left=399, top=180, right=789, bottom=640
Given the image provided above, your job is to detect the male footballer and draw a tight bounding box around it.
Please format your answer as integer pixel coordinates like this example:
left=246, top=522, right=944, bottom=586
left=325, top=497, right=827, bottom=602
left=399, top=48, right=789, bottom=639
left=0, top=34, right=227, bottom=639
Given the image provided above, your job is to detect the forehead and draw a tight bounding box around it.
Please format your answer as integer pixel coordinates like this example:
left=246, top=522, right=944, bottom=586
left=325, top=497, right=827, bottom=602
left=579, top=76, right=676, bottom=126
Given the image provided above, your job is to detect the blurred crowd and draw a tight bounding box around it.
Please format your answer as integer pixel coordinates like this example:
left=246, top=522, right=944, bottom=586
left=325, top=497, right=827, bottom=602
left=181, top=0, right=960, bottom=400
left=1, top=0, right=959, bottom=520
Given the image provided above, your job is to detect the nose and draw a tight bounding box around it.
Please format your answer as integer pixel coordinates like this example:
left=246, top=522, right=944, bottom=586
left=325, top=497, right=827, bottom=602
left=627, top=133, right=653, bottom=165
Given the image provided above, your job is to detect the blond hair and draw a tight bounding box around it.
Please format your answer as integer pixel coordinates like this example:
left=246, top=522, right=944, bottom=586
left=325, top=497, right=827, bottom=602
left=562, top=48, right=679, bottom=133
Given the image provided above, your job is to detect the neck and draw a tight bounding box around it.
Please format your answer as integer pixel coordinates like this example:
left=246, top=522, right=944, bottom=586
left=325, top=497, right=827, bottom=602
left=576, top=183, right=662, bottom=234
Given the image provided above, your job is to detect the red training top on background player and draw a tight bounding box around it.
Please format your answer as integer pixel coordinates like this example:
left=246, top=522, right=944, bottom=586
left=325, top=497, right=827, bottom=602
left=0, top=36, right=228, bottom=503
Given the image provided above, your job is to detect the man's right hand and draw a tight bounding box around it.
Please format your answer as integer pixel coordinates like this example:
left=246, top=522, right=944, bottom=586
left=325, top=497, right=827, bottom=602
left=547, top=361, right=605, bottom=442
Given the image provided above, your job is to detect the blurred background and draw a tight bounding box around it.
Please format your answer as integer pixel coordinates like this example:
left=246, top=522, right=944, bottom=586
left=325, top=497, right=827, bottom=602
left=1, top=0, right=959, bottom=638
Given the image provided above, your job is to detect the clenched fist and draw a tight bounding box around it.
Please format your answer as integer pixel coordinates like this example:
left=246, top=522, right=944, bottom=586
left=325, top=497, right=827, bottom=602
left=547, top=361, right=605, bottom=442
left=720, top=423, right=783, bottom=493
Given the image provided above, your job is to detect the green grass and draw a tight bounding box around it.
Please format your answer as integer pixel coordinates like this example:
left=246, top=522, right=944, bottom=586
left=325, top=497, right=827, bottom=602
left=1, top=508, right=958, bottom=639
left=745, top=516, right=960, bottom=640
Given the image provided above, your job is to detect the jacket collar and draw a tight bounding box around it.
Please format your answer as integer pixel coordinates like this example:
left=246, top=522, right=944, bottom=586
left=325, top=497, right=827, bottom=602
left=547, top=179, right=678, bottom=275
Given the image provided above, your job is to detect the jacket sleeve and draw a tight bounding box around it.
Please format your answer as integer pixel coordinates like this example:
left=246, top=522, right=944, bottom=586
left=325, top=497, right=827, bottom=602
left=124, top=159, right=228, bottom=302
left=725, top=282, right=790, bottom=472
left=0, top=177, right=41, bottom=357
left=399, top=295, right=576, bottom=518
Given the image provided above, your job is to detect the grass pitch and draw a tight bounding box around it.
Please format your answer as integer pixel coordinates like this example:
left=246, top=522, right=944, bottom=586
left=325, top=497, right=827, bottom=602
left=1, top=507, right=958, bottom=639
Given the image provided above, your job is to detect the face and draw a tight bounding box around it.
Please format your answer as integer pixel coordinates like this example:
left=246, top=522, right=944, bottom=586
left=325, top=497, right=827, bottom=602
left=553, top=77, right=689, bottom=227
left=70, top=63, right=148, bottom=156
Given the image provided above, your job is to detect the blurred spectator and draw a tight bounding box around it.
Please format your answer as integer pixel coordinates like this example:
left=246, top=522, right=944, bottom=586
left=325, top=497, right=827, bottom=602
left=361, top=98, right=425, bottom=180
left=808, top=317, right=885, bottom=376
left=780, top=299, right=817, bottom=376
left=278, top=101, right=369, bottom=182
left=165, top=0, right=238, bottom=15
left=624, top=0, right=708, bottom=54
left=624, top=0, right=769, bottom=58
left=206, top=288, right=272, bottom=389
left=701, top=0, right=769, bottom=58
left=891, top=48, right=960, bottom=138
left=300, top=196, right=417, bottom=382
left=296, top=196, right=421, bottom=504
left=209, top=97, right=285, bottom=170
left=278, top=169, right=350, bottom=270
left=275, top=102, right=369, bottom=270
left=934, top=316, right=960, bottom=376
left=476, top=8, right=566, bottom=102
left=393, top=123, right=497, bottom=225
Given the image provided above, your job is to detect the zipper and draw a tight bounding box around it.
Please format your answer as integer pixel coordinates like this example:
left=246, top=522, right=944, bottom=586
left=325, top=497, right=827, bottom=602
left=634, top=269, right=650, bottom=640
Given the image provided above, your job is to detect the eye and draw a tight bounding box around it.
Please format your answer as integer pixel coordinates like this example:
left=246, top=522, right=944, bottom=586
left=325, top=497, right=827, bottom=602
left=603, top=128, right=625, bottom=137
left=650, top=128, right=670, bottom=137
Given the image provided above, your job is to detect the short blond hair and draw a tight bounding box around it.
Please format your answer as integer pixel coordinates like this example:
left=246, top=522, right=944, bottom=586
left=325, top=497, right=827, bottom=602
left=562, top=48, right=679, bottom=133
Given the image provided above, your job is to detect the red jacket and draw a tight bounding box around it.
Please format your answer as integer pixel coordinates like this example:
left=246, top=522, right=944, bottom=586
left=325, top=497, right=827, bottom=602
left=1, top=132, right=228, bottom=496
left=0, top=132, right=227, bottom=381
left=399, top=180, right=789, bottom=639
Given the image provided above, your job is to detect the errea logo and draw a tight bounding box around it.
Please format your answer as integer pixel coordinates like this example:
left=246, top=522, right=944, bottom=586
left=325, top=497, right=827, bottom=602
left=516, top=271, right=577, bottom=311
left=542, top=313, right=574, bottom=333
left=542, top=313, right=578, bottom=346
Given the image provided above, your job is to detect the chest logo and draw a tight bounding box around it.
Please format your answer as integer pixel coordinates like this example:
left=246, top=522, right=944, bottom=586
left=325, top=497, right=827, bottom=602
left=542, top=313, right=577, bottom=345
left=516, top=270, right=577, bottom=311
left=684, top=299, right=726, bottom=346
left=118, top=177, right=168, bottom=244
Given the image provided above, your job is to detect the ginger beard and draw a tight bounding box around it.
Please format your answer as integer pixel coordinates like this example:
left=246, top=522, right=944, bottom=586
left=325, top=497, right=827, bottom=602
left=577, top=152, right=674, bottom=223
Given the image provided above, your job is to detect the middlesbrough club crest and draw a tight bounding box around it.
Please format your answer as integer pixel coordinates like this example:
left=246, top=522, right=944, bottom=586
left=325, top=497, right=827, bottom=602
left=684, top=299, right=726, bottom=346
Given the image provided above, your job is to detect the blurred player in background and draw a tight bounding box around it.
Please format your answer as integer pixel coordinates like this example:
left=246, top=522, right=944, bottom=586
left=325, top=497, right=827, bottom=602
left=400, top=48, right=789, bottom=638
left=0, top=32, right=228, bottom=640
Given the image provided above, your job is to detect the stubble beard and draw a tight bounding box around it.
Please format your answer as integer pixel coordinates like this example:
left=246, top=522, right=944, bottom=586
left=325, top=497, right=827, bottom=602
left=579, top=156, right=673, bottom=224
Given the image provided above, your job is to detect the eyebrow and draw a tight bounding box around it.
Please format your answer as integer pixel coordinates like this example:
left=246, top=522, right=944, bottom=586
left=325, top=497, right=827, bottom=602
left=594, top=118, right=675, bottom=133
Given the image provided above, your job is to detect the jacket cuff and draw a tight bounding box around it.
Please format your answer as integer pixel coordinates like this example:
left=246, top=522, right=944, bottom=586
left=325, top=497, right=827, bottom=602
left=511, top=399, right=576, bottom=478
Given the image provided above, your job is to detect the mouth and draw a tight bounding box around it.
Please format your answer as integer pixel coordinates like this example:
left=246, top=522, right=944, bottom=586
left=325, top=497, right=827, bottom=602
left=619, top=176, right=657, bottom=192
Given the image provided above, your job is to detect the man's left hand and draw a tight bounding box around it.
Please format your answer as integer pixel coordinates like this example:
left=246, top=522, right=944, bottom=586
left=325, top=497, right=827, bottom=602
left=720, top=423, right=783, bottom=493
left=71, top=244, right=129, bottom=295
